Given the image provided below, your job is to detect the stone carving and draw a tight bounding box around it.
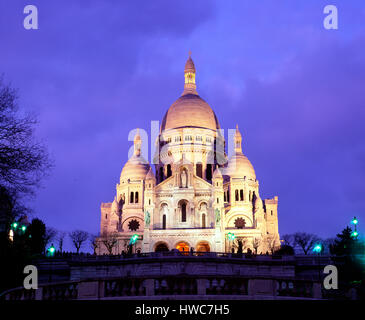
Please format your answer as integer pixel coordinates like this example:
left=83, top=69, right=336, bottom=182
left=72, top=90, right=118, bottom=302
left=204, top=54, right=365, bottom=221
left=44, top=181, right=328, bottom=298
left=145, top=210, right=151, bottom=227
left=180, top=169, right=188, bottom=188
left=215, top=208, right=221, bottom=226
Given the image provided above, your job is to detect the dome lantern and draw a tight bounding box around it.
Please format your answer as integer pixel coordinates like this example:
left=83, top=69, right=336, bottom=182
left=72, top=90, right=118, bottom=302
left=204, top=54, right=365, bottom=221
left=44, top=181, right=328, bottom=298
left=183, top=51, right=197, bottom=95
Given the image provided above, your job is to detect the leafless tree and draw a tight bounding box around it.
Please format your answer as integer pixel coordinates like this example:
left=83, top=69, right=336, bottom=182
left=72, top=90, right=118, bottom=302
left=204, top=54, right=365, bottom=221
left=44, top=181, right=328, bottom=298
left=0, top=78, right=52, bottom=196
left=265, top=234, right=280, bottom=254
left=89, top=234, right=99, bottom=255
left=281, top=234, right=294, bottom=247
left=56, top=231, right=67, bottom=253
left=102, top=232, right=119, bottom=255
left=252, top=237, right=261, bottom=254
left=293, top=232, right=319, bottom=255
left=69, top=230, right=89, bottom=254
left=45, top=227, right=57, bottom=248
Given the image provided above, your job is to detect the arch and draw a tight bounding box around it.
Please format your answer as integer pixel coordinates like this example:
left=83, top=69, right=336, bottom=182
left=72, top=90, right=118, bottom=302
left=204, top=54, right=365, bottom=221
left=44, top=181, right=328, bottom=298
left=178, top=199, right=188, bottom=222
left=176, top=241, right=189, bottom=253
left=154, top=241, right=169, bottom=252
left=196, top=163, right=203, bottom=178
left=196, top=241, right=210, bottom=252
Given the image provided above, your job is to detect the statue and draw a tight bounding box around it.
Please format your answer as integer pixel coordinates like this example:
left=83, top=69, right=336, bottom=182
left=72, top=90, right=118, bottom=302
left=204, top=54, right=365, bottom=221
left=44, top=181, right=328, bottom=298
left=215, top=208, right=221, bottom=226
left=144, top=210, right=150, bottom=227
left=180, top=169, right=188, bottom=188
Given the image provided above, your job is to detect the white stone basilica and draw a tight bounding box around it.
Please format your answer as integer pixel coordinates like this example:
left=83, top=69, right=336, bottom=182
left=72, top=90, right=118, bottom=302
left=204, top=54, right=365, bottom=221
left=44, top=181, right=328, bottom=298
left=98, top=55, right=280, bottom=254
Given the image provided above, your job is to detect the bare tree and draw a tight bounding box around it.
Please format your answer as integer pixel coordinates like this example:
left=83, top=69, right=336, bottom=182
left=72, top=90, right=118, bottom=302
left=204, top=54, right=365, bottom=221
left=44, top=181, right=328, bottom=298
left=233, top=237, right=248, bottom=253
left=45, top=227, right=57, bottom=248
left=281, top=234, right=294, bottom=247
left=69, top=230, right=89, bottom=254
left=265, top=234, right=280, bottom=254
left=0, top=78, right=52, bottom=196
left=56, top=231, right=67, bottom=253
left=252, top=237, right=261, bottom=254
left=89, top=234, right=99, bottom=255
left=102, top=232, right=119, bottom=255
left=293, top=232, right=319, bottom=255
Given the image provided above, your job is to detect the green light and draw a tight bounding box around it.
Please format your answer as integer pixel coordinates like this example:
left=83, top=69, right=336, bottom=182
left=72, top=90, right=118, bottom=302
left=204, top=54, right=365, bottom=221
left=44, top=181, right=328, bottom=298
left=130, top=234, right=138, bottom=245
left=227, top=232, right=236, bottom=241
left=313, top=244, right=322, bottom=253
left=351, top=231, right=359, bottom=238
left=47, top=245, right=55, bottom=256
left=351, top=217, right=358, bottom=225
left=12, top=222, right=18, bottom=229
left=21, top=225, right=26, bottom=232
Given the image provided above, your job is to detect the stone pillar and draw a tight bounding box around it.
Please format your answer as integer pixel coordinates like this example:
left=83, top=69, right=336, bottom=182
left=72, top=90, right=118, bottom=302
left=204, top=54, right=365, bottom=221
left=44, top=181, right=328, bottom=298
left=248, top=279, right=275, bottom=297
left=142, top=229, right=150, bottom=253
left=312, top=282, right=322, bottom=299
left=78, top=281, right=99, bottom=300
left=144, top=279, right=155, bottom=296
left=35, top=288, right=43, bottom=300
left=197, top=279, right=206, bottom=295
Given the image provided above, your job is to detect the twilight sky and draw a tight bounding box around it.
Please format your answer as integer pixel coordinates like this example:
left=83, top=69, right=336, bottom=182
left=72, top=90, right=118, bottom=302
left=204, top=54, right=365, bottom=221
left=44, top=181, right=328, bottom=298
left=0, top=1, right=364, bottom=250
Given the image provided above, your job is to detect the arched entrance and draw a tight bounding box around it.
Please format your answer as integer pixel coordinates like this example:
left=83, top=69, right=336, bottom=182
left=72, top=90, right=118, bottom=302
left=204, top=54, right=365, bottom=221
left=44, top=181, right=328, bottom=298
left=196, top=241, right=210, bottom=252
left=155, top=242, right=169, bottom=252
left=176, top=241, right=189, bottom=253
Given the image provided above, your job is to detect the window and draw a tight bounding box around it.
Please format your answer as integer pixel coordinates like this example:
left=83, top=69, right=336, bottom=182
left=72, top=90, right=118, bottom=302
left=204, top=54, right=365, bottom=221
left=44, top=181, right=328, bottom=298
left=167, top=137, right=171, bottom=143
left=249, top=190, right=252, bottom=201
left=240, top=189, right=244, bottom=201
left=181, top=203, right=187, bottom=222
left=130, top=192, right=134, bottom=203
left=271, top=210, right=273, bottom=216
left=175, top=136, right=181, bottom=142
left=167, top=164, right=172, bottom=178
left=202, top=214, right=206, bottom=228
left=105, top=214, right=108, bottom=219
left=162, top=215, right=166, bottom=229
left=235, top=190, right=239, bottom=201
left=206, top=137, right=212, bottom=143
left=196, top=163, right=203, bottom=178
left=135, top=192, right=139, bottom=203
left=196, top=136, right=202, bottom=142
left=184, top=135, right=193, bottom=142
left=224, top=192, right=227, bottom=202
left=159, top=167, right=164, bottom=182
left=149, top=199, right=151, bottom=205
left=217, top=197, right=219, bottom=204
left=206, top=164, right=212, bottom=180
left=227, top=190, right=230, bottom=202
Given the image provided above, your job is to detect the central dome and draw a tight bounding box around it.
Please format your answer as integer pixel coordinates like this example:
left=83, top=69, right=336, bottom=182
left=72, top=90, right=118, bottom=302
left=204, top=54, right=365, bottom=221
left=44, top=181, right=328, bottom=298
left=160, top=54, right=220, bottom=132
left=161, top=94, right=220, bottom=132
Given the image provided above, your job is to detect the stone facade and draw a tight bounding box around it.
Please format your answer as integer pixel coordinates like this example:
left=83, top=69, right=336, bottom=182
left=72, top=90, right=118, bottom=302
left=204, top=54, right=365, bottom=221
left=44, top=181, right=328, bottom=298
left=97, top=55, right=280, bottom=255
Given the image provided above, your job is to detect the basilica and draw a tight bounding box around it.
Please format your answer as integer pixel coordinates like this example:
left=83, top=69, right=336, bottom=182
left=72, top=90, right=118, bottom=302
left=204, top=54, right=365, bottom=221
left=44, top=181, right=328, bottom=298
left=97, top=55, right=280, bottom=254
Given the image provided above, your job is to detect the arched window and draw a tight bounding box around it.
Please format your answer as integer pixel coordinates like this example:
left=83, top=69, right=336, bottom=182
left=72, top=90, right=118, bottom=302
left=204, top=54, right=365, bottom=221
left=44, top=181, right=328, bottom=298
left=202, top=214, right=206, bottom=228
left=162, top=214, right=166, bottom=229
left=181, top=202, right=187, bottom=222
left=249, top=190, right=252, bottom=201
left=224, top=192, right=227, bottom=202
left=240, top=189, right=244, bottom=201
left=196, top=163, right=203, bottom=178
left=159, top=167, right=164, bottom=182
left=206, top=164, right=212, bottom=181
left=167, top=164, right=172, bottom=178
left=235, top=190, right=239, bottom=201
left=135, top=191, right=139, bottom=203
left=130, top=192, right=134, bottom=203
left=227, top=190, right=230, bottom=202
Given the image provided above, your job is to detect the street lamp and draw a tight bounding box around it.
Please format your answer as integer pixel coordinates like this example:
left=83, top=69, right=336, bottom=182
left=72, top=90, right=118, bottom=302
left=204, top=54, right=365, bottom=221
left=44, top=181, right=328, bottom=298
left=351, top=216, right=359, bottom=240
left=313, top=243, right=322, bottom=254
left=227, top=232, right=235, bottom=252
left=47, top=244, right=55, bottom=257
left=129, top=234, right=139, bottom=253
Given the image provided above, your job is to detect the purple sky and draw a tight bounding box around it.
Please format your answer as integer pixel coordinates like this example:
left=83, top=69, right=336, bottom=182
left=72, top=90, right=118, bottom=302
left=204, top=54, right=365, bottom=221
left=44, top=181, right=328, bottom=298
left=1, top=1, right=364, bottom=250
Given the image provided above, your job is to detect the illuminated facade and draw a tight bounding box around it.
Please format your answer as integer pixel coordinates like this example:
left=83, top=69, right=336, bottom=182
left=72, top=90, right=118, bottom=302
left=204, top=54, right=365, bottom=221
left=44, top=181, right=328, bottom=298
left=98, top=55, right=280, bottom=254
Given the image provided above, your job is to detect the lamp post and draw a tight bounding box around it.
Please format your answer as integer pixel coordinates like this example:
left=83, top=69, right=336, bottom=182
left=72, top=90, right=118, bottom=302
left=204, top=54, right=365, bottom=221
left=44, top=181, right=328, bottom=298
left=130, top=234, right=139, bottom=254
left=351, top=217, right=359, bottom=240
left=227, top=232, right=235, bottom=253
left=313, top=243, right=322, bottom=284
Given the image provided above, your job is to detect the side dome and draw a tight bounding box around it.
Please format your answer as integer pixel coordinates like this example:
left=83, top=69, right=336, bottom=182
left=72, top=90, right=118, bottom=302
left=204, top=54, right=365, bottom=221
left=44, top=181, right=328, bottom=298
left=120, top=129, right=150, bottom=181
left=226, top=125, right=256, bottom=180
left=120, top=154, right=150, bottom=181
left=161, top=94, right=220, bottom=131
left=160, top=54, right=220, bottom=132
left=226, top=153, right=256, bottom=180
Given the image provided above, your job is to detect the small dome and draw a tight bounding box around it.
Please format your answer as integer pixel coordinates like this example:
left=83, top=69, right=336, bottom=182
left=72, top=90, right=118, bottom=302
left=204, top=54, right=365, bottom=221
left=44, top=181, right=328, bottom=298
left=226, top=153, right=256, bottom=180
left=120, top=154, right=150, bottom=181
left=161, top=94, right=220, bottom=131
